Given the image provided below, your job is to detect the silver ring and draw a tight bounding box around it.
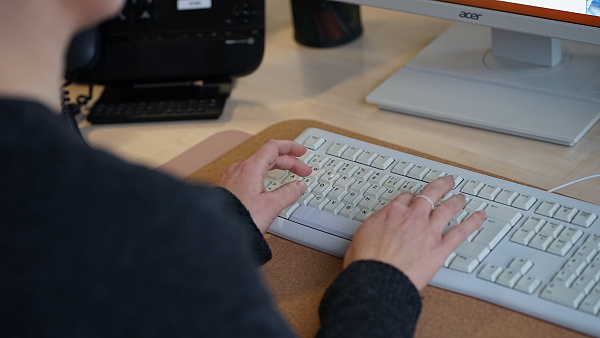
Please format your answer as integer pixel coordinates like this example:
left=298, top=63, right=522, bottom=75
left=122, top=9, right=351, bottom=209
left=415, top=194, right=435, bottom=210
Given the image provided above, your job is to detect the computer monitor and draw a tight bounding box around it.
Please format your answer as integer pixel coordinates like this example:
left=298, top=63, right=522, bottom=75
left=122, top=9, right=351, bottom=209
left=342, top=0, right=600, bottom=145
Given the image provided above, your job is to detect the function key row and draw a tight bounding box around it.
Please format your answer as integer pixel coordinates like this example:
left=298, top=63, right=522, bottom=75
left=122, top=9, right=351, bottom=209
left=303, top=136, right=395, bottom=170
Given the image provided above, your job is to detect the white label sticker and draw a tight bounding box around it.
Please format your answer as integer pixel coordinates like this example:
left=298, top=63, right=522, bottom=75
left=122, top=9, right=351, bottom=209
left=177, top=0, right=212, bottom=11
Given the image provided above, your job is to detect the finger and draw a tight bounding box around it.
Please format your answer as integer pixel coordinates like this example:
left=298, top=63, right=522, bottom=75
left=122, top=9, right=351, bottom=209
left=394, top=191, right=414, bottom=206
left=285, top=141, right=308, bottom=157
left=381, top=192, right=413, bottom=213
left=266, top=180, right=307, bottom=212
left=272, top=155, right=312, bottom=177
left=377, top=192, right=413, bottom=220
left=411, top=176, right=455, bottom=211
left=430, top=193, right=467, bottom=225
left=251, top=140, right=308, bottom=175
left=441, top=210, right=486, bottom=251
left=254, top=140, right=306, bottom=162
left=420, top=175, right=456, bottom=199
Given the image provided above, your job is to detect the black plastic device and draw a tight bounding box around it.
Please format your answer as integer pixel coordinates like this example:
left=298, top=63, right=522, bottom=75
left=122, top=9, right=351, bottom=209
left=65, top=0, right=265, bottom=124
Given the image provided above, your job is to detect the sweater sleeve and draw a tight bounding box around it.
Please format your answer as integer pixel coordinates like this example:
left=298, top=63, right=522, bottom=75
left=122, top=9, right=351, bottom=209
left=213, top=187, right=273, bottom=266
left=317, top=260, right=422, bottom=338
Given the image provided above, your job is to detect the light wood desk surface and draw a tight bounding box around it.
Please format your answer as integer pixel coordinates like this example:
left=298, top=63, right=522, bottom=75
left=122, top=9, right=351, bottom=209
left=77, top=1, right=600, bottom=336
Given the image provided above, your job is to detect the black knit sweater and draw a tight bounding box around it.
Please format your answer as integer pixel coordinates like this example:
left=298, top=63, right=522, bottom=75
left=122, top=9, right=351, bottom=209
left=0, top=99, right=421, bottom=337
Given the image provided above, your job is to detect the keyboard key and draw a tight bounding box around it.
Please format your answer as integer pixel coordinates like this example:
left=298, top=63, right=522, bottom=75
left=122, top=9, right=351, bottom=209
left=573, top=211, right=598, bottom=227
left=323, top=158, right=344, bottom=172
left=341, top=146, right=363, bottom=161
left=279, top=203, right=299, bottom=219
left=327, top=187, right=348, bottom=202
left=473, top=218, right=511, bottom=249
left=349, top=180, right=371, bottom=194
left=512, top=194, right=537, bottom=210
left=339, top=204, right=360, bottom=220
left=357, top=196, right=379, bottom=210
left=333, top=175, right=356, bottom=189
left=326, top=142, right=348, bottom=156
left=454, top=241, right=490, bottom=261
left=383, top=177, right=404, bottom=190
left=552, top=269, right=577, bottom=287
left=298, top=151, right=315, bottom=163
left=496, top=269, right=522, bottom=288
left=510, top=228, right=536, bottom=245
left=308, top=154, right=328, bottom=168
left=407, top=165, right=430, bottom=180
left=508, top=258, right=534, bottom=274
left=267, top=169, right=287, bottom=180
left=353, top=167, right=374, bottom=181
left=461, top=180, right=485, bottom=195
left=357, top=150, right=378, bottom=165
left=547, top=238, right=574, bottom=256
left=364, top=184, right=386, bottom=199
left=309, top=195, right=329, bottom=209
left=290, top=206, right=360, bottom=239
left=449, top=254, right=480, bottom=273
left=484, top=204, right=522, bottom=225
left=558, top=227, right=583, bottom=244
left=400, top=181, right=422, bottom=194
left=355, top=209, right=375, bottom=222
left=372, top=155, right=395, bottom=170
left=323, top=200, right=345, bottom=214
left=541, top=283, right=586, bottom=308
left=381, top=188, right=401, bottom=202
left=515, top=275, right=541, bottom=294
left=563, top=257, right=588, bottom=275
left=423, top=169, right=446, bottom=183
left=342, top=191, right=362, bottom=206
left=495, top=189, right=519, bottom=205
left=304, top=135, right=326, bottom=150
left=529, top=234, right=554, bottom=251
left=478, top=184, right=502, bottom=200
left=391, top=160, right=414, bottom=176
left=536, top=200, right=561, bottom=217
left=478, top=264, right=503, bottom=282
left=554, top=206, right=579, bottom=222
left=580, top=285, right=600, bottom=315
left=367, top=172, right=389, bottom=185
left=539, top=221, right=564, bottom=238
left=521, top=216, right=546, bottom=231
left=465, top=199, right=487, bottom=213
left=338, top=163, right=359, bottom=176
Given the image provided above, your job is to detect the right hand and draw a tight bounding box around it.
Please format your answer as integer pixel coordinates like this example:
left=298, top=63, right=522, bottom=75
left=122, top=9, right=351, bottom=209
left=343, top=176, right=486, bottom=291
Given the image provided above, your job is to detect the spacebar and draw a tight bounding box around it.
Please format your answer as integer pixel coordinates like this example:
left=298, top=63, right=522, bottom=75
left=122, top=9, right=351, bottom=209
left=289, top=206, right=361, bottom=240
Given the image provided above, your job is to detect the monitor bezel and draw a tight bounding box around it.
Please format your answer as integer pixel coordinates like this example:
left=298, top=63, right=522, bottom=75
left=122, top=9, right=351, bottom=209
left=342, top=0, right=600, bottom=45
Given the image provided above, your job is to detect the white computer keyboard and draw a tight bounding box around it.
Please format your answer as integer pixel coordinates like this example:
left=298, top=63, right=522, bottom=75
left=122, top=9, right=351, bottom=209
left=265, top=127, right=600, bottom=336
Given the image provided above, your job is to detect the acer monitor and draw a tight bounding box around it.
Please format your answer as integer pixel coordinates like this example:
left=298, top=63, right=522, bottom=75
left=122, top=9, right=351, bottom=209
left=342, top=0, right=600, bottom=145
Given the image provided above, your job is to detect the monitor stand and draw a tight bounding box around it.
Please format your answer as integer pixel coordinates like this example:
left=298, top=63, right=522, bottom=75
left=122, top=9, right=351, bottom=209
left=366, top=23, right=600, bottom=146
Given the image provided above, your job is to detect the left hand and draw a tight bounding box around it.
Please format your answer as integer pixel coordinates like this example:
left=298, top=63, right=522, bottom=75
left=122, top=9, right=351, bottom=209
left=219, top=139, right=312, bottom=233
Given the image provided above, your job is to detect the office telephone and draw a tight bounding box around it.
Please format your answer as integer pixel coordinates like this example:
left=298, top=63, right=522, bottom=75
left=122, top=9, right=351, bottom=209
left=65, top=0, right=265, bottom=123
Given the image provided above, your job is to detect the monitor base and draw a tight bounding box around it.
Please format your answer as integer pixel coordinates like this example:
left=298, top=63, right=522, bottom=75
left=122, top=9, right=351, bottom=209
left=367, top=23, right=600, bottom=146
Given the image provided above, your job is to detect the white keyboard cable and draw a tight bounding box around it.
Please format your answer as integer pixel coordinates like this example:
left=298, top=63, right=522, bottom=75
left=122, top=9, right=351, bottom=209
left=547, top=174, right=600, bottom=193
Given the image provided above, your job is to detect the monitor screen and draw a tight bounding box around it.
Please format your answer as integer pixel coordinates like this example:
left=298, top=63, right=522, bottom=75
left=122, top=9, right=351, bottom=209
left=342, top=0, right=600, bottom=145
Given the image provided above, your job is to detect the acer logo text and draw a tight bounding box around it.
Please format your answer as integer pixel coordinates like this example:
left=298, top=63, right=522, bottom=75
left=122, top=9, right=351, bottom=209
left=459, top=11, right=482, bottom=20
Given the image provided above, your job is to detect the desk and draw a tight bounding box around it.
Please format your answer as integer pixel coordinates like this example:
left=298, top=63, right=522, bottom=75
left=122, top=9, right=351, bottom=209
left=78, top=1, right=600, bottom=336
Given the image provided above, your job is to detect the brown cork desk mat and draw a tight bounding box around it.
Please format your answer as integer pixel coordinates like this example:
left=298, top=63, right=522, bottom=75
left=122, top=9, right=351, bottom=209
left=186, top=119, right=586, bottom=338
